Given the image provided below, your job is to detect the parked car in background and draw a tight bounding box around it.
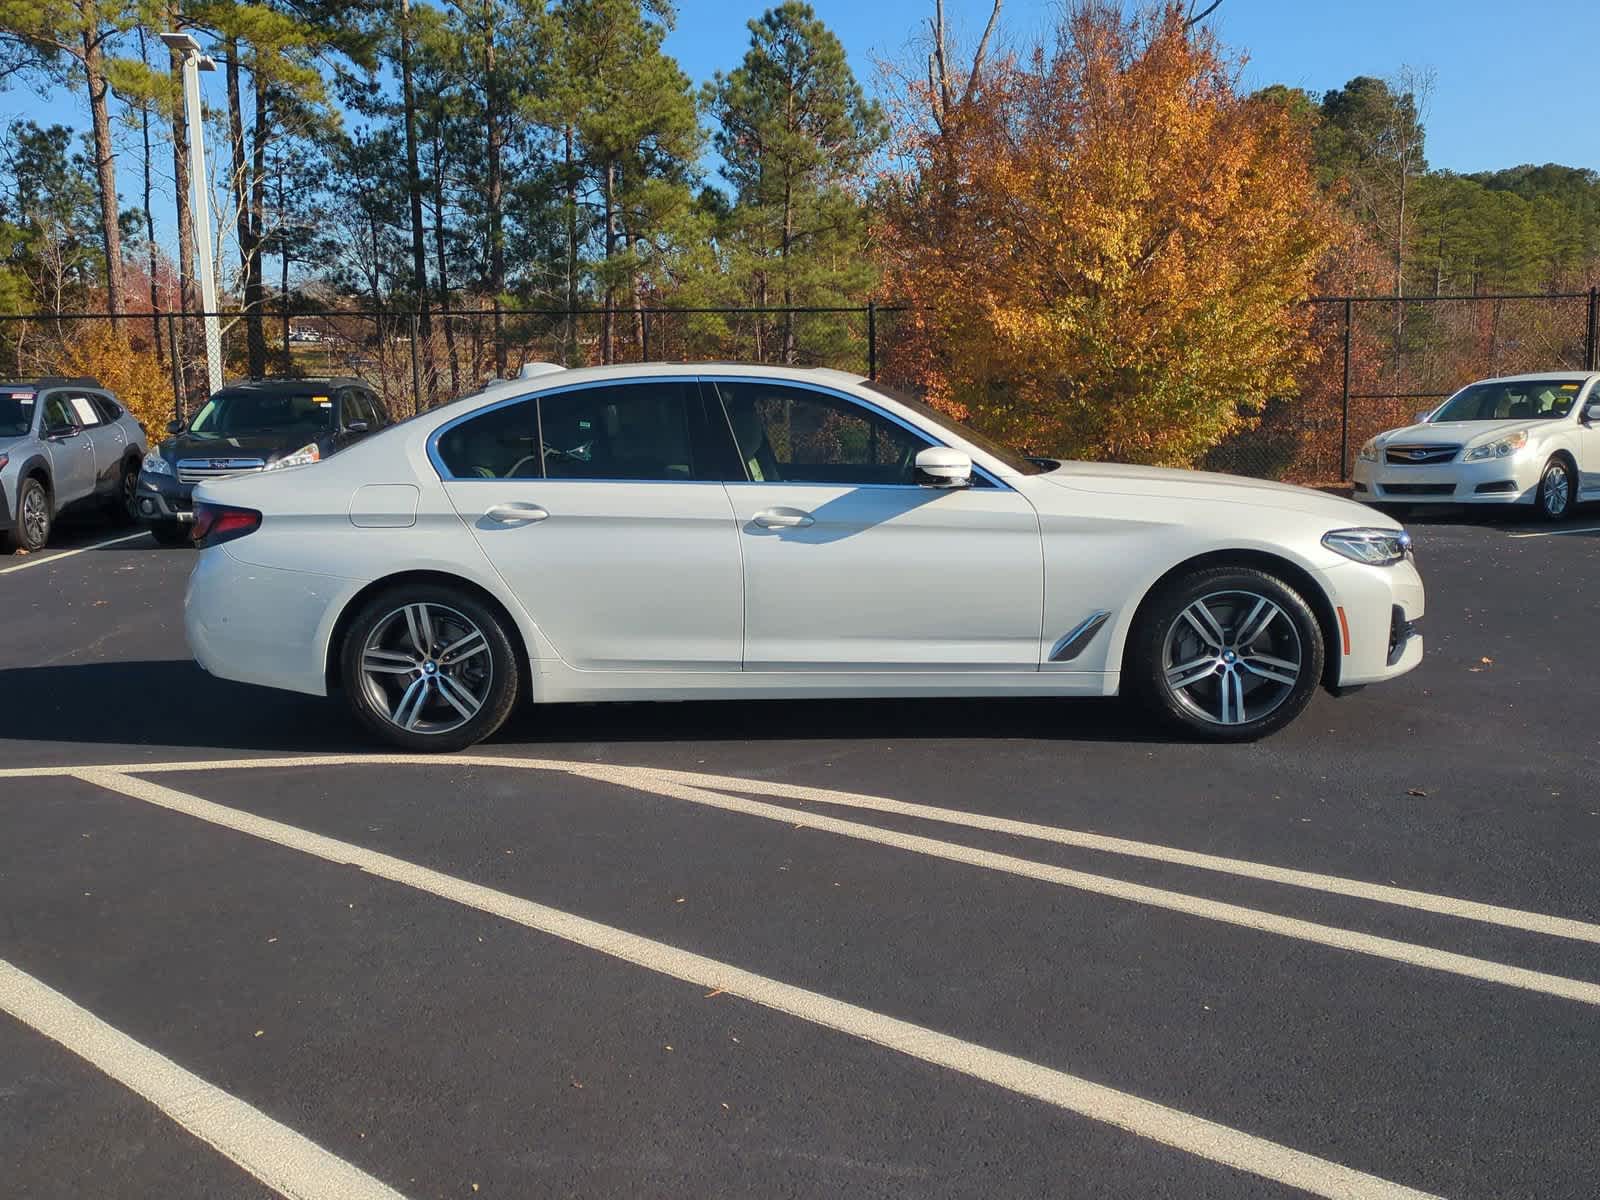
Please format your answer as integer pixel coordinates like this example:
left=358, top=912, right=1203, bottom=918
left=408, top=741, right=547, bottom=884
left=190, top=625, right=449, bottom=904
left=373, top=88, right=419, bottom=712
left=0, top=377, right=147, bottom=553
left=184, top=363, right=1424, bottom=752
left=138, top=377, right=390, bottom=545
left=1353, top=372, right=1600, bottom=521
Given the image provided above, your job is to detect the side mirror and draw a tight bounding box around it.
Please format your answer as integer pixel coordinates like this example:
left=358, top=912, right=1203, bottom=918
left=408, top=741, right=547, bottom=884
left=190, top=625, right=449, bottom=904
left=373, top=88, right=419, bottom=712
left=1414, top=410, right=1433, bottom=425
left=167, top=419, right=184, bottom=434
left=915, top=446, right=972, bottom=488
left=346, top=420, right=370, bottom=434
left=1584, top=402, right=1600, bottom=424
left=44, top=422, right=76, bottom=440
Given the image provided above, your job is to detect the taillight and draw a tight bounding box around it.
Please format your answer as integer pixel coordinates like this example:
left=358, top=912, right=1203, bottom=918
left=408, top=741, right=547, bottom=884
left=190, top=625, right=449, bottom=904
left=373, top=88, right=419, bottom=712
left=192, top=502, right=262, bottom=547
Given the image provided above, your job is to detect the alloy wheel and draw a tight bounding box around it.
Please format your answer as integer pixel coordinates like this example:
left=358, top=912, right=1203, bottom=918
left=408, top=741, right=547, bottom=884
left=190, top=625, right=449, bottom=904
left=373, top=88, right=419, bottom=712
left=357, top=602, right=494, bottom=735
left=121, top=465, right=139, bottom=516
left=21, top=485, right=47, bottom=548
left=1160, top=590, right=1304, bottom=726
left=1541, top=462, right=1570, bottom=518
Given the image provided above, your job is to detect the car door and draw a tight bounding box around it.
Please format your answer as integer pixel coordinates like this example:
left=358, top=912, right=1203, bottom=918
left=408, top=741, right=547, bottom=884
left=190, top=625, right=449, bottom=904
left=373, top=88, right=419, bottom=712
left=436, top=378, right=745, bottom=671
left=1577, top=381, right=1600, bottom=497
left=87, top=392, right=130, bottom=490
left=710, top=378, right=1045, bottom=670
left=39, top=391, right=97, bottom=505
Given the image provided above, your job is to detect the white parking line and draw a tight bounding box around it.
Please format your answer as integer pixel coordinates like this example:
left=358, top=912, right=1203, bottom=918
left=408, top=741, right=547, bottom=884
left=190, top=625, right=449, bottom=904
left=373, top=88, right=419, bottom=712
left=0, top=530, right=150, bottom=575
left=1507, top=524, right=1600, bottom=539
left=593, top=769, right=1600, bottom=1008
left=70, top=767, right=1441, bottom=1200
left=10, top=752, right=1594, bottom=950
left=0, top=957, right=408, bottom=1200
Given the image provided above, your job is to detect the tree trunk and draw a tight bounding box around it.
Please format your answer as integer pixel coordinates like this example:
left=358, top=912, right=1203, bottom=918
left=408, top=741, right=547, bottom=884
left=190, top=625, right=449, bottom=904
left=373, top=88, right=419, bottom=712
left=137, top=29, right=162, bottom=360
left=400, top=0, right=429, bottom=328
left=564, top=123, right=578, bottom=365
left=81, top=14, right=123, bottom=329
left=167, top=19, right=194, bottom=400
left=602, top=160, right=616, bottom=365
left=482, top=2, right=505, bottom=374
left=432, top=149, right=460, bottom=396
left=244, top=67, right=268, bottom=374
left=225, top=41, right=256, bottom=370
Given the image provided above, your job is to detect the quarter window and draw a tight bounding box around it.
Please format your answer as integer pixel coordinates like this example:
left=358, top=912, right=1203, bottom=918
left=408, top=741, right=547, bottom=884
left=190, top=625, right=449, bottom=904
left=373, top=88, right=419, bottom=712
left=713, top=381, right=929, bottom=485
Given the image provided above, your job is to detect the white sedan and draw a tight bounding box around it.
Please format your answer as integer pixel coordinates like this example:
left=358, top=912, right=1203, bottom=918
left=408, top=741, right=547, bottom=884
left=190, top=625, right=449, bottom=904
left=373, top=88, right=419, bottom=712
left=184, top=363, right=1424, bottom=751
left=1352, top=371, right=1600, bottom=520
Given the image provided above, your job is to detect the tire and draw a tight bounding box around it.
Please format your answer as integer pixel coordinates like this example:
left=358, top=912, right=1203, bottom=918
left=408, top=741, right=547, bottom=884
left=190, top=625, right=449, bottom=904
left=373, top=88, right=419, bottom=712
left=1535, top=455, right=1576, bottom=522
left=1127, top=565, right=1325, bottom=742
left=13, top=476, right=51, bottom=552
left=105, top=458, right=140, bottom=526
left=339, top=583, right=520, bottom=753
left=148, top=520, right=191, bottom=546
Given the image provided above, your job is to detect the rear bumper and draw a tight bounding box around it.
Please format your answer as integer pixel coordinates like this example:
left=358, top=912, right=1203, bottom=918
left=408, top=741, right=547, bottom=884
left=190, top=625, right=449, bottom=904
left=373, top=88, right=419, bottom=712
left=185, top=545, right=359, bottom=697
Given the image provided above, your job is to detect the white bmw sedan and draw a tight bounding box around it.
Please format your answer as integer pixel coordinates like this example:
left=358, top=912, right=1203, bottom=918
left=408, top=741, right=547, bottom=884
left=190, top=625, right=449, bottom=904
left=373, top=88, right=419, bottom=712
left=1352, top=372, right=1600, bottom=520
left=184, top=363, right=1424, bottom=751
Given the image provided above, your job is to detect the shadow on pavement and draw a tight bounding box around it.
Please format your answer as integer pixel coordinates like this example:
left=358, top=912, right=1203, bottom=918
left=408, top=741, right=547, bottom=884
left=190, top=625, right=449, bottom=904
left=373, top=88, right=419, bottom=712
left=0, top=660, right=1168, bottom=754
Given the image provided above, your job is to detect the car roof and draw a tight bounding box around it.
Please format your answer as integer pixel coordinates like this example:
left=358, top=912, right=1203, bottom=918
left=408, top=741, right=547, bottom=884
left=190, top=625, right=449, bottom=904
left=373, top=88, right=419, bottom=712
left=457, top=360, right=865, bottom=396
left=214, top=377, right=370, bottom=396
left=1472, top=371, right=1600, bottom=385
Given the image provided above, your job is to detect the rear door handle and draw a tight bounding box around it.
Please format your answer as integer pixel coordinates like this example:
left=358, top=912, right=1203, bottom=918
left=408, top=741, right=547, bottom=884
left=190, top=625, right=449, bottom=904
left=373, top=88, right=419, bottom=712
left=484, top=502, right=550, bottom=525
left=753, top=507, right=814, bottom=529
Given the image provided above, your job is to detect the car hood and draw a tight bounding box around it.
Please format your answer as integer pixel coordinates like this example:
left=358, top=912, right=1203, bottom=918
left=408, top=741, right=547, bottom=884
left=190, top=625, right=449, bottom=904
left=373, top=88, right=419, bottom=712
left=159, top=430, right=323, bottom=463
left=1035, top=460, right=1387, bottom=524
left=1374, top=419, right=1543, bottom=447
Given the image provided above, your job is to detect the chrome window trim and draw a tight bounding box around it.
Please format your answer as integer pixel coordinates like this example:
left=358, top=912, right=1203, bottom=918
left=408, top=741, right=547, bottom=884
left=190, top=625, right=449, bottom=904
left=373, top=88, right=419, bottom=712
left=425, top=371, right=1013, bottom=492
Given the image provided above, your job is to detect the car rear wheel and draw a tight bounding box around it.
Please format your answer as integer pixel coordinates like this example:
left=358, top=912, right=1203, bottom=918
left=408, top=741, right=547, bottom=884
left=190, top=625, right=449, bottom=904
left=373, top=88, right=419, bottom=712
left=1127, top=566, right=1325, bottom=741
left=106, top=458, right=139, bottom=525
left=339, top=584, right=520, bottom=752
left=1535, top=456, right=1575, bottom=522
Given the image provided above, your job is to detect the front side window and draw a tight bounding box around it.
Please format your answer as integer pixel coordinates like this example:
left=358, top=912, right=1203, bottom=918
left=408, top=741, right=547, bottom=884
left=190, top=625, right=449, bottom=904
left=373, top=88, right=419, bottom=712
left=539, top=382, right=701, bottom=480
left=42, top=393, right=76, bottom=433
left=1431, top=380, right=1581, bottom=422
left=713, top=381, right=929, bottom=485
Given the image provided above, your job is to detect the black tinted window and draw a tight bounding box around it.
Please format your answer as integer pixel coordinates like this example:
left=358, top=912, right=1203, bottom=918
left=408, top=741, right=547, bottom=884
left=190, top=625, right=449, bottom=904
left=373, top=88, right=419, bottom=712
left=0, top=391, right=34, bottom=437
left=341, top=389, right=373, bottom=428
left=42, top=394, right=76, bottom=431
left=540, top=382, right=701, bottom=481
left=714, top=381, right=928, bottom=485
left=436, top=399, right=541, bottom=478
left=90, top=394, right=122, bottom=423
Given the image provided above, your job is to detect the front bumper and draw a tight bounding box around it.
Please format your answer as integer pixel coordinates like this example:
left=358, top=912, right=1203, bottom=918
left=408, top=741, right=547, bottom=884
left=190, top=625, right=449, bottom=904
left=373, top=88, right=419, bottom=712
left=136, top=470, right=196, bottom=522
left=1351, top=452, right=1541, bottom=505
left=0, top=478, right=13, bottom=534
left=1314, top=556, right=1425, bottom=688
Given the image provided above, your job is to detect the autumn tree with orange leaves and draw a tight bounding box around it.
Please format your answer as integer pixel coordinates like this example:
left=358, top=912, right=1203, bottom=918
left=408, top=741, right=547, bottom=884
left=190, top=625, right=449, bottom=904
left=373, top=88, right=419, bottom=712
left=877, top=3, right=1344, bottom=466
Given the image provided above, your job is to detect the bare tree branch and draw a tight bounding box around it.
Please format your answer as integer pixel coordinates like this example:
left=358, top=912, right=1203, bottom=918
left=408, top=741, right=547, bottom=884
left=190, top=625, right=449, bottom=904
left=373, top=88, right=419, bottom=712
left=961, top=0, right=1003, bottom=106
left=1185, top=0, right=1222, bottom=28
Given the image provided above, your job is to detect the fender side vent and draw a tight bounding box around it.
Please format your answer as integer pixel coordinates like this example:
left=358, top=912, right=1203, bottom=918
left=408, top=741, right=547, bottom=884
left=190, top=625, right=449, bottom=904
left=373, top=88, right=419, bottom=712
left=1049, top=610, right=1111, bottom=663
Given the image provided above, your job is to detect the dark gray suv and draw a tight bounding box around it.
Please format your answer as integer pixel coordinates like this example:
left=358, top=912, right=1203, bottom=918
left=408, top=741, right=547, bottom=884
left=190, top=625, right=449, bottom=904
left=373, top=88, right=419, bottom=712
left=0, top=377, right=149, bottom=553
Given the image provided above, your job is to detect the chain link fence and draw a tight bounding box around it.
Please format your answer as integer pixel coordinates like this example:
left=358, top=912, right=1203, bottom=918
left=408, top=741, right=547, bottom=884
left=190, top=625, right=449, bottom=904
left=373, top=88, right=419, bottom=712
left=3, top=293, right=1595, bottom=483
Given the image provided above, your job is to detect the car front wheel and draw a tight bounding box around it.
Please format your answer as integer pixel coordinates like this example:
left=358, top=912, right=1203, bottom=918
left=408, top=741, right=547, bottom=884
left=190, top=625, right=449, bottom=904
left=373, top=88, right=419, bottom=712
left=1535, top=456, right=1575, bottom=522
left=11, top=476, right=51, bottom=552
left=1128, top=566, right=1325, bottom=741
left=339, top=584, right=520, bottom=752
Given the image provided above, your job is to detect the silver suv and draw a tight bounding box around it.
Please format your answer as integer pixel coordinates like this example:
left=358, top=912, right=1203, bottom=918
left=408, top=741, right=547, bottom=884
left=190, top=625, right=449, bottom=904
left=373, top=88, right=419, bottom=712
left=0, top=377, right=149, bottom=553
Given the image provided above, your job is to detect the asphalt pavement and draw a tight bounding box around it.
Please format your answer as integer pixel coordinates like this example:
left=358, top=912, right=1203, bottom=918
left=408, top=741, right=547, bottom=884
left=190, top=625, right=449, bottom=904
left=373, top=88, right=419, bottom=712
left=2, top=509, right=1598, bottom=1199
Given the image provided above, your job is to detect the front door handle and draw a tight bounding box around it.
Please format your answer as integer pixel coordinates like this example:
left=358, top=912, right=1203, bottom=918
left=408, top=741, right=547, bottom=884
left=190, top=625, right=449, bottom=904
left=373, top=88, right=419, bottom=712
left=484, top=502, right=550, bottom=525
left=753, top=507, right=814, bottom=529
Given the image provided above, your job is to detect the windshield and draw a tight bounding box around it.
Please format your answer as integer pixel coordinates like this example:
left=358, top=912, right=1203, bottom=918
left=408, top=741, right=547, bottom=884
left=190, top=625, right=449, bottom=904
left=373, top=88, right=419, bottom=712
left=187, top=387, right=334, bottom=437
left=860, top=381, right=1054, bottom=474
left=0, top=391, right=34, bottom=438
left=1430, top=380, right=1581, bottom=423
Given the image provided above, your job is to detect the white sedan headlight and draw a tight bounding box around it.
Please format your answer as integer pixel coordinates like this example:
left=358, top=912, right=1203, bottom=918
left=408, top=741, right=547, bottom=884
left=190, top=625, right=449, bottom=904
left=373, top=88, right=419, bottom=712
left=141, top=452, right=174, bottom=477
left=1322, top=527, right=1412, bottom=566
left=1463, top=430, right=1528, bottom=461
left=266, top=443, right=321, bottom=470
left=1357, top=437, right=1381, bottom=463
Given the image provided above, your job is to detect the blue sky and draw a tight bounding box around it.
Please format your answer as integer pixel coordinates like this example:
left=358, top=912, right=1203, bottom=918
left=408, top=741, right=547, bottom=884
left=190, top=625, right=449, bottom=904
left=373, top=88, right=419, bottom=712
left=2, top=0, right=1594, bottom=259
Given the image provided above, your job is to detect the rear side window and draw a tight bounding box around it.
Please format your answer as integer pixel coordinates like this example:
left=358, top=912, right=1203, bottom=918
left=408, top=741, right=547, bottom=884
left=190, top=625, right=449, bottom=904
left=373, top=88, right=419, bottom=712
left=66, top=393, right=105, bottom=427
left=436, top=399, right=541, bottom=479
left=90, top=394, right=123, bottom=423
left=433, top=380, right=736, bottom=482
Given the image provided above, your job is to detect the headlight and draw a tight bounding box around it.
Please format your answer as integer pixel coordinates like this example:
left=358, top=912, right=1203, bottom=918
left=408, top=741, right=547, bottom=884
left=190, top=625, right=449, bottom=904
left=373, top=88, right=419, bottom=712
left=1322, top=527, right=1412, bottom=566
left=1463, top=431, right=1528, bottom=461
left=141, top=452, right=173, bottom=477
left=266, top=443, right=321, bottom=470
left=1357, top=437, right=1380, bottom=463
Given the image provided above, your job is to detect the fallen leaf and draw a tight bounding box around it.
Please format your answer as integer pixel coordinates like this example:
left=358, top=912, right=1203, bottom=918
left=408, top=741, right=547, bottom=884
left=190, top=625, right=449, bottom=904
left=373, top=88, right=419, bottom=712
left=1480, top=656, right=1494, bottom=664
left=571, top=1079, right=584, bottom=1089
left=1407, top=788, right=1428, bottom=797
left=705, top=988, right=725, bottom=999
left=675, top=897, right=686, bottom=904
left=254, top=1030, right=264, bottom=1038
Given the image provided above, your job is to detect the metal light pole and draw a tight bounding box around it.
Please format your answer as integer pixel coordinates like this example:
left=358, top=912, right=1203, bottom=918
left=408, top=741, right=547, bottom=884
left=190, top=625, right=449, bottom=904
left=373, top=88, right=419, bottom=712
left=160, top=31, right=223, bottom=396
